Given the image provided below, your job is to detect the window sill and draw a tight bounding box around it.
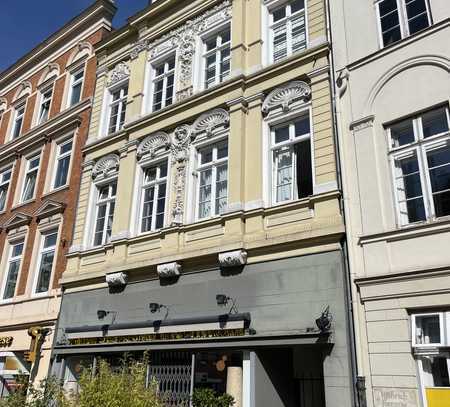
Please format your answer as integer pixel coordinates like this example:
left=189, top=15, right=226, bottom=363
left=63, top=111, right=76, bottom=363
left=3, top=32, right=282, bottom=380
left=11, top=198, right=36, bottom=210
left=42, top=185, right=70, bottom=198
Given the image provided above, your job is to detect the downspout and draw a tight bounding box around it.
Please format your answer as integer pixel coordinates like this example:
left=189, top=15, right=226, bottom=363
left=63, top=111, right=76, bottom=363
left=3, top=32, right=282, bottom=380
left=324, top=1, right=363, bottom=406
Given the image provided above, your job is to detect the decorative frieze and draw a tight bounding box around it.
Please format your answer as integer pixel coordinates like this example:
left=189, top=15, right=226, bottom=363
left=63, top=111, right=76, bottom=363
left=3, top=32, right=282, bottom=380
left=157, top=262, right=182, bottom=278
left=219, top=250, right=248, bottom=267
left=137, top=132, right=170, bottom=160
left=262, top=81, right=312, bottom=115
left=107, top=62, right=130, bottom=87
left=106, top=272, right=128, bottom=287
left=92, top=154, right=120, bottom=180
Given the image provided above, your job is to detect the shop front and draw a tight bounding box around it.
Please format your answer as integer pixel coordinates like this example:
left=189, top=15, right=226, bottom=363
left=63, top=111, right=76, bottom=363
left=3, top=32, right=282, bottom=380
left=52, top=251, right=353, bottom=407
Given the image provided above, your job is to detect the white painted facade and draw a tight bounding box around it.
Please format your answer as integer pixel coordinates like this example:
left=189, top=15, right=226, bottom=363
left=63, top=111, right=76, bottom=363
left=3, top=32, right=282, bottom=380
left=329, top=0, right=450, bottom=406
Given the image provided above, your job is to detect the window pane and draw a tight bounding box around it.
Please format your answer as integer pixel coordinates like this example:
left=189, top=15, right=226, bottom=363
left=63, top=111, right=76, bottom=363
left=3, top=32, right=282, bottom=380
left=382, top=27, right=402, bottom=47
left=160, top=162, right=168, bottom=178
left=200, top=147, right=213, bottom=164
left=422, top=108, right=449, bottom=138
left=44, top=233, right=58, bottom=248
left=275, top=126, right=290, bottom=144
left=141, top=186, right=155, bottom=232
left=54, top=156, right=70, bottom=188
left=36, top=251, right=54, bottom=293
left=408, top=13, right=429, bottom=35
left=215, top=164, right=228, bottom=215
left=291, top=13, right=307, bottom=54
left=3, top=261, right=20, bottom=299
left=217, top=142, right=228, bottom=159
left=428, top=146, right=450, bottom=218
left=199, top=169, right=212, bottom=218
left=272, top=6, right=286, bottom=22
left=60, top=141, right=73, bottom=155
left=381, top=11, right=401, bottom=33
left=145, top=167, right=157, bottom=183
left=205, top=37, right=217, bottom=52
left=220, top=29, right=231, bottom=44
left=295, top=116, right=310, bottom=137
left=430, top=358, right=450, bottom=387
left=415, top=315, right=441, bottom=344
left=94, top=204, right=107, bottom=245
left=22, top=173, right=37, bottom=201
left=406, top=0, right=429, bottom=34
left=108, top=104, right=120, bottom=133
left=379, top=0, right=398, bottom=16
left=0, top=186, right=7, bottom=211
left=291, top=0, right=305, bottom=13
left=275, top=148, right=293, bottom=202
left=273, top=25, right=288, bottom=61
left=295, top=139, right=313, bottom=199
left=391, top=119, right=415, bottom=147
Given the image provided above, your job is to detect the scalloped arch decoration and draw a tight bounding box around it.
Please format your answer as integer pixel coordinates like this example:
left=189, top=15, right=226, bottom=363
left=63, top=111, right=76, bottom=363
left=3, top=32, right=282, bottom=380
left=13, top=81, right=32, bottom=103
left=191, top=108, right=229, bottom=138
left=67, top=41, right=93, bottom=67
left=92, top=154, right=120, bottom=180
left=262, top=81, right=312, bottom=115
left=38, top=62, right=60, bottom=86
left=137, top=132, right=170, bottom=160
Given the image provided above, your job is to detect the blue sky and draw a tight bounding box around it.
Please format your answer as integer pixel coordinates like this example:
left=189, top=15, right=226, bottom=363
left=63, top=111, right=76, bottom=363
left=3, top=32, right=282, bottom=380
left=0, top=0, right=148, bottom=72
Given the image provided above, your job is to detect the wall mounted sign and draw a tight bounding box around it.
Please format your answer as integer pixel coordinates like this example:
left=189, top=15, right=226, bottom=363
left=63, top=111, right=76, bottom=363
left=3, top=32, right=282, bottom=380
left=0, top=336, right=13, bottom=347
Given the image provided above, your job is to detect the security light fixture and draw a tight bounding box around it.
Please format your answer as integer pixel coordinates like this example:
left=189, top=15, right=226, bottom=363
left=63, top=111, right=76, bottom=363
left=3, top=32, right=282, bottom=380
left=315, top=306, right=332, bottom=332
left=149, top=303, right=169, bottom=320
left=216, top=294, right=238, bottom=314
left=97, top=310, right=117, bottom=324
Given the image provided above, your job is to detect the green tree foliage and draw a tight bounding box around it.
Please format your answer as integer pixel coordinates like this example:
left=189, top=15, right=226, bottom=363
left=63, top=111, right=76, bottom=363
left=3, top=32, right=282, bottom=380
left=192, top=388, right=235, bottom=407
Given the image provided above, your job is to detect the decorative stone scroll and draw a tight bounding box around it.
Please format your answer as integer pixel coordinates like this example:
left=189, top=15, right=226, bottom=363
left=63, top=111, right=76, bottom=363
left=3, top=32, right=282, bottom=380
left=219, top=250, right=248, bottom=268
left=107, top=62, right=130, bottom=87
left=137, top=132, right=170, bottom=160
left=262, top=81, right=312, bottom=115
left=157, top=262, right=182, bottom=278
left=92, top=154, right=120, bottom=180
left=191, top=108, right=229, bottom=139
left=106, top=272, right=128, bottom=287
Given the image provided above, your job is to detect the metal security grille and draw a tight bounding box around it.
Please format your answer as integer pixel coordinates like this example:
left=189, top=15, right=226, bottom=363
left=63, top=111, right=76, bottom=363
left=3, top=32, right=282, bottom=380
left=148, top=351, right=194, bottom=407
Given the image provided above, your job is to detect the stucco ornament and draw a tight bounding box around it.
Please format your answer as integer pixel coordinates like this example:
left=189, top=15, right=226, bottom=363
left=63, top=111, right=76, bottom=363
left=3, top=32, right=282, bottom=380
left=262, top=81, right=312, bottom=115
left=130, top=39, right=148, bottom=60
left=137, top=132, right=170, bottom=160
left=106, top=272, right=128, bottom=287
left=191, top=108, right=230, bottom=139
left=176, top=21, right=197, bottom=89
left=157, top=262, right=182, bottom=278
left=92, top=154, right=120, bottom=179
left=0, top=97, right=7, bottom=112
left=218, top=250, right=248, bottom=267
left=107, top=62, right=130, bottom=86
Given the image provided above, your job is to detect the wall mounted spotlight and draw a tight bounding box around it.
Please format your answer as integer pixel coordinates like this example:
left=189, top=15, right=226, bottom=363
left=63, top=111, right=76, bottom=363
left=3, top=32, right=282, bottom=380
left=315, top=306, right=332, bottom=332
left=97, top=310, right=117, bottom=324
left=216, top=294, right=238, bottom=314
left=149, top=303, right=169, bottom=319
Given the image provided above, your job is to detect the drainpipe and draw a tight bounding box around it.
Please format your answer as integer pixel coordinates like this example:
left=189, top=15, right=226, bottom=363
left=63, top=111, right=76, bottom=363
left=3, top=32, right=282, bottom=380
left=324, top=1, right=363, bottom=406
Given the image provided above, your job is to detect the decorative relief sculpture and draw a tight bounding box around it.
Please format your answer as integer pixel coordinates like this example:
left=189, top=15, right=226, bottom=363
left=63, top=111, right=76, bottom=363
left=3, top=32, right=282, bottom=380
left=137, top=132, right=170, bottom=160
left=92, top=154, right=120, bottom=180
left=262, top=81, right=312, bottom=115
left=0, top=97, right=7, bottom=112
left=218, top=250, right=248, bottom=267
left=106, top=272, right=128, bottom=287
left=107, top=62, right=130, bottom=86
left=170, top=125, right=191, bottom=225
left=191, top=108, right=229, bottom=138
left=157, top=262, right=182, bottom=278
left=130, top=39, right=148, bottom=60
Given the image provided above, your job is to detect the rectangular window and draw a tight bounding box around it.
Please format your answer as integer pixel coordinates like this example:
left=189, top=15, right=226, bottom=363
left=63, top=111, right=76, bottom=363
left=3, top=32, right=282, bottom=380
left=53, top=139, right=73, bottom=189
left=0, top=167, right=12, bottom=212
left=12, top=105, right=25, bottom=139
left=69, top=69, right=84, bottom=107
left=152, top=56, right=175, bottom=112
left=93, top=182, right=116, bottom=246
left=270, top=0, right=307, bottom=63
left=38, top=88, right=53, bottom=124
left=21, top=154, right=40, bottom=202
left=377, top=0, right=430, bottom=48
left=203, top=27, right=231, bottom=89
left=140, top=161, right=168, bottom=233
left=196, top=140, right=228, bottom=219
left=271, top=113, right=313, bottom=203
left=108, top=84, right=128, bottom=134
left=389, top=106, right=450, bottom=225
left=2, top=242, right=24, bottom=300
left=34, top=232, right=57, bottom=294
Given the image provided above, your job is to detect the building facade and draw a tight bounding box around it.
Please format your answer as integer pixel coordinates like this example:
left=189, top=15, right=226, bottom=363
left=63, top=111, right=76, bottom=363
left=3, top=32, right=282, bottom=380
left=0, top=0, right=115, bottom=396
left=52, top=0, right=355, bottom=406
left=330, top=0, right=450, bottom=406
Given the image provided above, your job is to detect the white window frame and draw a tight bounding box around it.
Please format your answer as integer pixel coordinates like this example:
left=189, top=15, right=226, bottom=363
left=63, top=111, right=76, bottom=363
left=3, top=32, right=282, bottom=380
left=265, top=106, right=314, bottom=206
left=0, top=240, right=24, bottom=302
left=201, top=24, right=232, bottom=90
left=11, top=103, right=25, bottom=140
left=92, top=181, right=117, bottom=247
left=388, top=106, right=450, bottom=226
left=138, top=159, right=170, bottom=234
left=0, top=166, right=13, bottom=213
left=20, top=153, right=41, bottom=203
left=375, top=0, right=432, bottom=49
left=38, top=86, right=53, bottom=125
left=106, top=82, right=128, bottom=135
left=150, top=54, right=176, bottom=113
left=192, top=136, right=229, bottom=221
left=266, top=0, right=308, bottom=64
left=51, top=138, right=73, bottom=191
left=32, top=230, right=58, bottom=296
left=412, top=312, right=446, bottom=347
left=68, top=67, right=85, bottom=108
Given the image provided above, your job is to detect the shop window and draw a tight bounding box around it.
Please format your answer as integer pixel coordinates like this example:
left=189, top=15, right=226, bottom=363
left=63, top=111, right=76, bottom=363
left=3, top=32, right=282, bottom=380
left=93, top=181, right=116, bottom=246
left=195, top=140, right=228, bottom=219
left=0, top=167, right=12, bottom=212
left=108, top=83, right=128, bottom=135
left=268, top=0, right=307, bottom=63
left=0, top=353, right=30, bottom=398
left=1, top=241, right=24, bottom=300
left=270, top=112, right=313, bottom=204
left=202, top=27, right=231, bottom=89
left=388, top=106, right=450, bottom=226
left=376, top=0, right=431, bottom=48
left=140, top=160, right=168, bottom=233
left=151, top=55, right=176, bottom=112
